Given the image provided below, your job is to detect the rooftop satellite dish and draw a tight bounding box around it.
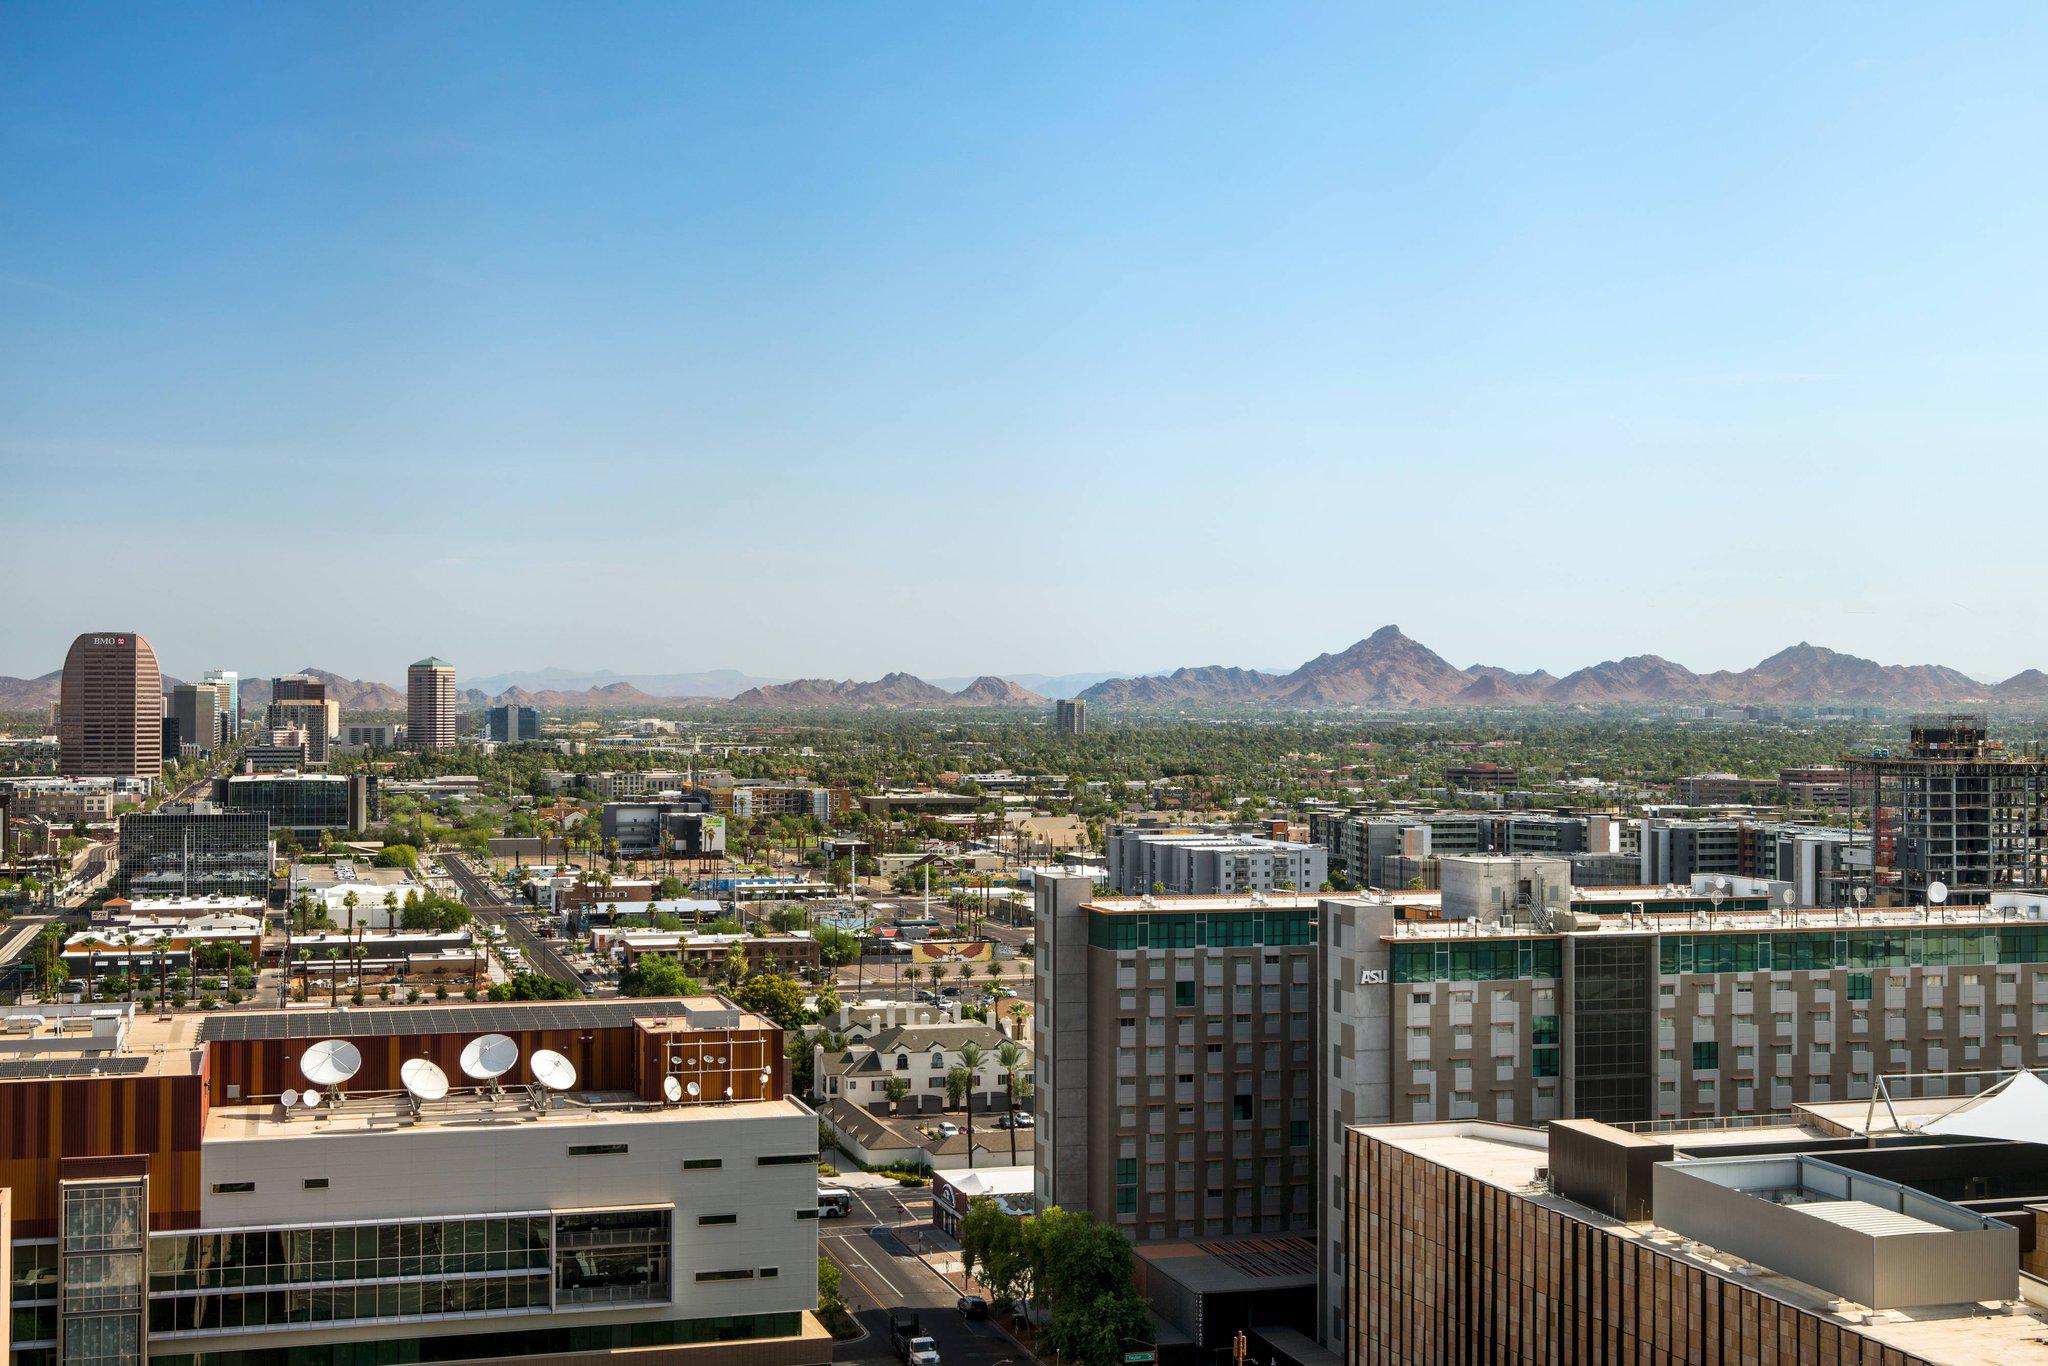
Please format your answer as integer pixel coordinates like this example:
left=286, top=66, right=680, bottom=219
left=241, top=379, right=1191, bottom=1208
left=302, top=1088, right=324, bottom=1109
left=459, top=1033, right=519, bottom=1081
left=281, top=1088, right=301, bottom=1109
left=301, top=1039, right=363, bottom=1087
left=759, top=1069, right=772, bottom=1084
left=1853, top=885, right=1869, bottom=905
left=662, top=1075, right=683, bottom=1103
left=685, top=1079, right=701, bottom=1098
left=1779, top=888, right=1796, bottom=907
left=1929, top=880, right=1949, bottom=905
left=401, top=1058, right=450, bottom=1103
left=531, top=1049, right=577, bottom=1092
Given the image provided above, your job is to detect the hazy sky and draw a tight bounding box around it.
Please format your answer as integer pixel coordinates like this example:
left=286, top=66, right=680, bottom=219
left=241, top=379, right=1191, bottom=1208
left=6, top=5, right=2048, bottom=685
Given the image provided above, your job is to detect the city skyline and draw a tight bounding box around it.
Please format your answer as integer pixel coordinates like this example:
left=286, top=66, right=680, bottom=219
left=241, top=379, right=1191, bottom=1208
left=8, top=6, right=2048, bottom=681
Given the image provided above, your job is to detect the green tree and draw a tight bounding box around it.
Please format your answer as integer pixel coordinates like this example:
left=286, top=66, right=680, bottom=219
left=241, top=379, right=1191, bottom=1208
left=883, top=1076, right=911, bottom=1112
left=374, top=844, right=419, bottom=869
left=957, top=1040, right=986, bottom=1166
left=619, top=954, right=703, bottom=998
left=735, top=973, right=809, bottom=1030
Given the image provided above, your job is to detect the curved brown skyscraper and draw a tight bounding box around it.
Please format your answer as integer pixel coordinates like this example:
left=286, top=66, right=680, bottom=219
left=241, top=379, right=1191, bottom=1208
left=60, top=631, right=163, bottom=782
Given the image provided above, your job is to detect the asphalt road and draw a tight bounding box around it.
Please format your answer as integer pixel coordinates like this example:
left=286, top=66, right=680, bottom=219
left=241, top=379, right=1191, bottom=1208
left=439, top=854, right=588, bottom=989
left=823, top=1186, right=1026, bottom=1366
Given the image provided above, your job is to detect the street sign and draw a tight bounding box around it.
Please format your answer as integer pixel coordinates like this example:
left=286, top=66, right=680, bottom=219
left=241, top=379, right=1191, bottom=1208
left=1124, top=1354, right=1156, bottom=1364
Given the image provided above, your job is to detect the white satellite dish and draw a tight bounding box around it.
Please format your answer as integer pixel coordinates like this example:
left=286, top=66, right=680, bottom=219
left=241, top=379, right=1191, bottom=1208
left=662, top=1075, right=682, bottom=1103
left=1929, top=880, right=1949, bottom=905
left=685, top=1079, right=701, bottom=1098
left=280, top=1088, right=301, bottom=1109
left=459, top=1033, right=519, bottom=1081
left=531, top=1050, right=577, bottom=1092
left=301, top=1040, right=363, bottom=1087
left=401, top=1058, right=450, bottom=1102
left=759, top=1069, right=772, bottom=1084
left=302, top=1088, right=324, bottom=1109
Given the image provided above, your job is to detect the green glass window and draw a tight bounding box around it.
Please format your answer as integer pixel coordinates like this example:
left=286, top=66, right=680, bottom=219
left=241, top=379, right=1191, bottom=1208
left=1174, top=981, right=1196, bottom=1007
left=1691, top=1041, right=1719, bottom=1071
left=1532, top=1047, right=1560, bottom=1078
left=1845, top=973, right=1872, bottom=1001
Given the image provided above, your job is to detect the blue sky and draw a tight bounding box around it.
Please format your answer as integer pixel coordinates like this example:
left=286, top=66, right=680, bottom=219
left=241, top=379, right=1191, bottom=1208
left=6, top=4, right=2048, bottom=684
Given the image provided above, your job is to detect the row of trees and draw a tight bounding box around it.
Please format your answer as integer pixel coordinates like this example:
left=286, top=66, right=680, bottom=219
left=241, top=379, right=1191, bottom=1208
left=961, top=1202, right=1151, bottom=1365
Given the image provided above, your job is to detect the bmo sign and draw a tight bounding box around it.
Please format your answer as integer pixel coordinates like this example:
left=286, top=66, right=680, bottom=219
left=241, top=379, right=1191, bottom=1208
left=92, top=635, right=127, bottom=647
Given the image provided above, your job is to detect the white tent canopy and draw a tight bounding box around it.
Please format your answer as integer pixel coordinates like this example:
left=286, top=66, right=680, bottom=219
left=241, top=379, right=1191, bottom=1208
left=1920, top=1071, right=2048, bottom=1144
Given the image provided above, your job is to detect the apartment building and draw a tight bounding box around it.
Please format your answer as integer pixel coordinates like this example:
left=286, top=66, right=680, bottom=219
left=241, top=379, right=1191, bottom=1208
left=265, top=699, right=332, bottom=764
left=1310, top=809, right=1617, bottom=888
left=0, top=777, right=146, bottom=824
left=0, top=996, right=828, bottom=1366
left=1103, top=827, right=1327, bottom=896
left=1313, top=875, right=2048, bottom=1348
left=812, top=1017, right=1023, bottom=1112
left=337, top=722, right=400, bottom=752
left=1055, top=698, right=1086, bottom=736
left=1033, top=875, right=1320, bottom=1245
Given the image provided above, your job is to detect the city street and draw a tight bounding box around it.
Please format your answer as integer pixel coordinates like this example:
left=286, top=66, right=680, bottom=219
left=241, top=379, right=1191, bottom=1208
left=438, top=853, right=589, bottom=989
left=822, top=1185, right=1026, bottom=1366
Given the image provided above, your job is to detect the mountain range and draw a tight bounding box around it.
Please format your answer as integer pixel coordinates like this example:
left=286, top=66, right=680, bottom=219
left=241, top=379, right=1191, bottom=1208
left=1076, top=627, right=2048, bottom=710
left=6, top=629, right=2048, bottom=717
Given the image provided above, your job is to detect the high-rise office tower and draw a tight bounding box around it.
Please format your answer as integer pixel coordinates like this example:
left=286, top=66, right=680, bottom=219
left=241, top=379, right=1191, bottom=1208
left=201, top=669, right=240, bottom=743
left=487, top=704, right=540, bottom=743
left=169, top=682, right=220, bottom=759
left=59, top=631, right=162, bottom=782
left=265, top=698, right=331, bottom=764
left=1056, top=698, right=1087, bottom=736
left=408, top=657, right=457, bottom=751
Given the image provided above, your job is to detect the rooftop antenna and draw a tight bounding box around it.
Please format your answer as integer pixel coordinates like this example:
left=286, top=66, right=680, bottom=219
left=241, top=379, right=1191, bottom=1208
left=301, top=1039, right=362, bottom=1100
left=530, top=1049, right=577, bottom=1111
left=459, top=1033, right=519, bottom=1097
left=279, top=1087, right=301, bottom=1114
left=400, top=1058, right=449, bottom=1118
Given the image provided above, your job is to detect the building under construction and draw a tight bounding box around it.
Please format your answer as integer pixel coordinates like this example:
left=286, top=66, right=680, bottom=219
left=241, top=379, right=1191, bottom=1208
left=1848, top=713, right=2048, bottom=904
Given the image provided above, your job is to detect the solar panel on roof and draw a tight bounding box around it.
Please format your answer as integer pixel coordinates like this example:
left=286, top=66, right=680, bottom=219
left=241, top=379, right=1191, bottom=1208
left=197, top=998, right=706, bottom=1043
left=0, top=1056, right=153, bottom=1079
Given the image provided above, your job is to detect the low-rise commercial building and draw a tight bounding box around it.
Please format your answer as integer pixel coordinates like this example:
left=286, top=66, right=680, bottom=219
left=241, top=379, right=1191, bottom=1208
left=0, top=996, right=828, bottom=1365
left=614, top=931, right=820, bottom=979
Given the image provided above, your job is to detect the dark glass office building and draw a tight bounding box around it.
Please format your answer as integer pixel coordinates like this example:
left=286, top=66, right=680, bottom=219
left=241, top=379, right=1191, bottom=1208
left=117, top=803, right=274, bottom=899
left=212, top=772, right=374, bottom=835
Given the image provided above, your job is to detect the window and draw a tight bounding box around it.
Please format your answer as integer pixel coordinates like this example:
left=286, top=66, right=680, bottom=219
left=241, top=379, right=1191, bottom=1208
left=759, top=1267, right=780, bottom=1279
left=795, top=1209, right=820, bottom=1220
left=210, top=1183, right=255, bottom=1194
left=568, top=1144, right=628, bottom=1156
left=695, top=1269, right=755, bottom=1282
left=1691, top=1041, right=1719, bottom=1071
left=1288, top=1120, right=1310, bottom=1148
left=303, top=1179, right=329, bottom=1190
left=697, top=1214, right=737, bottom=1226
left=682, top=1158, right=722, bottom=1170
left=1846, top=973, right=1873, bottom=1001
left=757, top=1154, right=816, bottom=1166
left=1175, top=981, right=1196, bottom=1007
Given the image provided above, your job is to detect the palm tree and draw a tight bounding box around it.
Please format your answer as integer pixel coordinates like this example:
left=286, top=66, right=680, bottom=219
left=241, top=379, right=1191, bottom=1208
left=1007, top=1000, right=1028, bottom=1041
left=342, top=890, right=360, bottom=935
left=903, top=964, right=923, bottom=1003
left=958, top=1041, right=986, bottom=1168
left=119, top=934, right=140, bottom=1003
left=997, top=1041, right=1025, bottom=1167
